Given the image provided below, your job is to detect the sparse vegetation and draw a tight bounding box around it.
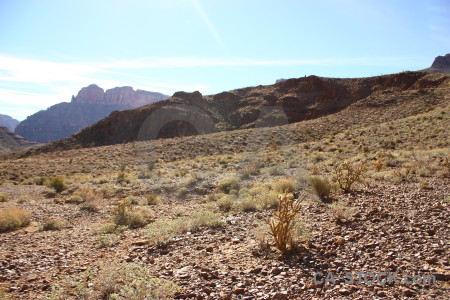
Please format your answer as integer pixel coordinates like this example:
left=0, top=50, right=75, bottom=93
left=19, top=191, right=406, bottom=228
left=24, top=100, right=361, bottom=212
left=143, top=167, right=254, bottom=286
left=48, top=262, right=180, bottom=300
left=145, top=210, right=223, bottom=247
left=0, top=208, right=31, bottom=232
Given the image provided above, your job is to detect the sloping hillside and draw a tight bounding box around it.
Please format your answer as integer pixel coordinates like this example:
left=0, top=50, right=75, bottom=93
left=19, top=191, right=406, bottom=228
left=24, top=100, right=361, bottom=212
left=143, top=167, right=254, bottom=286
left=26, top=71, right=449, bottom=154
left=0, top=127, right=38, bottom=153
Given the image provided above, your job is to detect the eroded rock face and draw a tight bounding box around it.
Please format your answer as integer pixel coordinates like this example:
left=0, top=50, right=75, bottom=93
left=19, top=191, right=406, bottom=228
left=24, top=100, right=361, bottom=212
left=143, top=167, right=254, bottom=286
left=72, top=84, right=105, bottom=104
left=73, top=85, right=167, bottom=108
left=15, top=85, right=168, bottom=143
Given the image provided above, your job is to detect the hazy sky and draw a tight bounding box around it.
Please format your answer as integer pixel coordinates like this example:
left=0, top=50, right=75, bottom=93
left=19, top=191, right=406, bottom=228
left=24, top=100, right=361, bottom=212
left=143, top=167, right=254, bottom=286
left=1, top=0, right=449, bottom=121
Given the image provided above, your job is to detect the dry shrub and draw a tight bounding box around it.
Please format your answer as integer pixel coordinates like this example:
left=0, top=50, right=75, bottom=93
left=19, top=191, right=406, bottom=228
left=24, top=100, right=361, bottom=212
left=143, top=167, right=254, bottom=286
left=47, top=176, right=67, bottom=193
left=218, top=176, right=240, bottom=194
left=272, top=178, right=295, bottom=193
left=310, top=176, right=331, bottom=199
left=0, top=193, right=7, bottom=202
left=265, top=192, right=303, bottom=254
left=329, top=200, right=356, bottom=223
left=111, top=199, right=152, bottom=229
left=42, top=217, right=67, bottom=231
left=0, top=208, right=31, bottom=232
left=332, top=161, right=366, bottom=193
left=145, top=193, right=160, bottom=205
left=373, top=160, right=384, bottom=172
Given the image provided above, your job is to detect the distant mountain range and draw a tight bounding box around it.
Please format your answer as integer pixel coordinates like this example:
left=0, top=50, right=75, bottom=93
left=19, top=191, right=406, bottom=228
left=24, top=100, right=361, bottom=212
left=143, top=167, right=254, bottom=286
left=0, top=114, right=19, bottom=131
left=14, top=85, right=168, bottom=143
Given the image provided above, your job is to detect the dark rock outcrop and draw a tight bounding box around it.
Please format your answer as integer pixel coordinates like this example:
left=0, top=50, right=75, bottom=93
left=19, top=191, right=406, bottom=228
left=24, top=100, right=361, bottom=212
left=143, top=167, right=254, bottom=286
left=15, top=85, right=168, bottom=143
left=33, top=71, right=449, bottom=152
left=0, top=114, right=19, bottom=131
left=422, top=53, right=450, bottom=74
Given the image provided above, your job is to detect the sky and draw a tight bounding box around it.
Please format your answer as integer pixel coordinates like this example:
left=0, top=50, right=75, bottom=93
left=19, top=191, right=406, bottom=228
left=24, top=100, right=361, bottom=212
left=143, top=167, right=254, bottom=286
left=0, top=0, right=449, bottom=121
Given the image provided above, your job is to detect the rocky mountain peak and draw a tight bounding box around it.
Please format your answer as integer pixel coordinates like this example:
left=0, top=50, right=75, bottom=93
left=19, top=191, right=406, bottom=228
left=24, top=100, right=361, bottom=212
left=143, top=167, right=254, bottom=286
left=431, top=53, right=450, bottom=70
left=423, top=53, right=450, bottom=74
left=72, top=84, right=104, bottom=104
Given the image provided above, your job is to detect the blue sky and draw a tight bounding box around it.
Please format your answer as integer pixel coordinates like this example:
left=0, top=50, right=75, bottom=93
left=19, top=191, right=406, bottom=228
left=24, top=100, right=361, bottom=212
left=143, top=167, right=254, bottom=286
left=1, top=0, right=449, bottom=121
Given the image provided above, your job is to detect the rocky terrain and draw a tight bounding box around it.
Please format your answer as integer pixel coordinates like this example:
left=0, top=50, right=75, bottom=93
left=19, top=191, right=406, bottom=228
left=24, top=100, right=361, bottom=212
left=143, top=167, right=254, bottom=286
left=0, top=115, right=19, bottom=132
left=0, top=127, right=38, bottom=153
left=0, top=67, right=448, bottom=299
left=15, top=85, right=168, bottom=143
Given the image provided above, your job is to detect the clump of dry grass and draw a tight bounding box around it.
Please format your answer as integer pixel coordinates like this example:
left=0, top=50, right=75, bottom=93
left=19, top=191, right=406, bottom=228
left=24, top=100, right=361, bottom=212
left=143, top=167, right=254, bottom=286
left=0, top=208, right=31, bottom=232
left=272, top=178, right=295, bottom=194
left=47, top=176, right=67, bottom=193
left=145, top=210, right=223, bottom=247
left=310, top=176, right=331, bottom=199
left=111, top=199, right=152, bottom=229
left=41, top=217, right=67, bottom=231
left=0, top=193, right=7, bottom=202
left=217, top=176, right=240, bottom=194
left=329, top=200, right=356, bottom=223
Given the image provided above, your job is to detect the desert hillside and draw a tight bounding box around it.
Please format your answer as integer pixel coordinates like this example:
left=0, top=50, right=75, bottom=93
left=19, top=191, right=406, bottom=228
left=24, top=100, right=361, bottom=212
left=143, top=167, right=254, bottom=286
left=0, top=71, right=449, bottom=299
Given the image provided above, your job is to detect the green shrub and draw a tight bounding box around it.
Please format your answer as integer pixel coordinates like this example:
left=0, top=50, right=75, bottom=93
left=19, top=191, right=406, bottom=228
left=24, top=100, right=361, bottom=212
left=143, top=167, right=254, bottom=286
left=310, top=176, right=331, bottom=199
left=48, top=176, right=67, bottom=193
left=218, top=176, right=240, bottom=194
left=0, top=208, right=31, bottom=232
left=48, top=262, right=180, bottom=300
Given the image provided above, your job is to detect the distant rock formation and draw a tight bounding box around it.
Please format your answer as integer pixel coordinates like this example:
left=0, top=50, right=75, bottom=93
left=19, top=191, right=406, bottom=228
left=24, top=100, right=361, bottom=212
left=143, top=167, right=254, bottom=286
left=422, top=53, right=450, bottom=74
left=0, top=114, right=19, bottom=131
left=15, top=85, right=168, bottom=143
left=0, top=126, right=38, bottom=153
